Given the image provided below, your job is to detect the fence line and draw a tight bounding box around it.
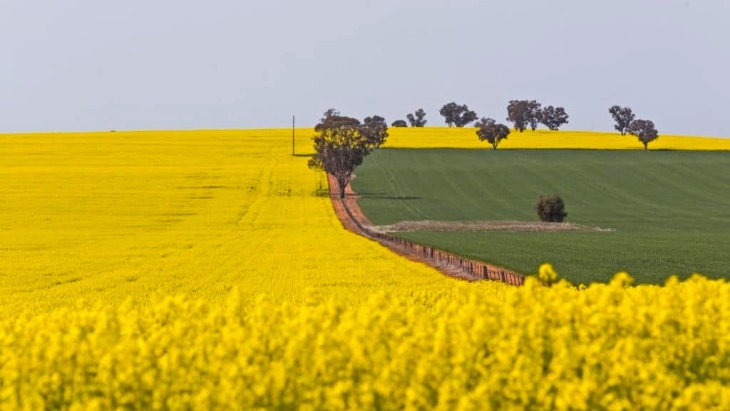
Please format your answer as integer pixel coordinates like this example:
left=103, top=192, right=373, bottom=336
left=337, top=195, right=525, bottom=287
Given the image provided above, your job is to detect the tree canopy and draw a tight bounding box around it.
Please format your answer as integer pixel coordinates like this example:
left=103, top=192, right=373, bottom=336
left=627, top=119, right=658, bottom=150
left=506, top=100, right=541, bottom=132
left=527, top=101, right=542, bottom=131
left=475, top=117, right=511, bottom=149
left=439, top=102, right=478, bottom=128
left=308, top=109, right=388, bottom=198
left=362, top=115, right=389, bottom=148
left=609, top=105, right=635, bottom=135
left=407, top=109, right=427, bottom=127
left=540, top=106, right=569, bottom=130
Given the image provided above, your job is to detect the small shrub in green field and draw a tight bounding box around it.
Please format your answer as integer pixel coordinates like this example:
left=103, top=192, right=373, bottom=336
left=536, top=194, right=567, bottom=222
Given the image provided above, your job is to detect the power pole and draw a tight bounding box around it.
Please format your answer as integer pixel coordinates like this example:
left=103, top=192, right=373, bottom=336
left=291, top=116, right=296, bottom=155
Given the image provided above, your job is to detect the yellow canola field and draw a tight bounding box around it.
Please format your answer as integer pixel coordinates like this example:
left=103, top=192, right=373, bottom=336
left=4, top=128, right=730, bottom=410
left=384, top=127, right=730, bottom=150
left=3, top=272, right=730, bottom=410
left=0, top=129, right=501, bottom=314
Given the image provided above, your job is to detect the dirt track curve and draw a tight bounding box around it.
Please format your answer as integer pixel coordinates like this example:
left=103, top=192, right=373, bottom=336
left=326, top=174, right=525, bottom=285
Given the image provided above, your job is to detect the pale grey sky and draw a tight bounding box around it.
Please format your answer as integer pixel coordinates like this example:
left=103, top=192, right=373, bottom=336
left=1, top=0, right=728, bottom=136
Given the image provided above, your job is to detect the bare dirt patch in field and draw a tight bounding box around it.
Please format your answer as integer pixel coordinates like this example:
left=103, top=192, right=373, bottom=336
left=373, top=220, right=615, bottom=234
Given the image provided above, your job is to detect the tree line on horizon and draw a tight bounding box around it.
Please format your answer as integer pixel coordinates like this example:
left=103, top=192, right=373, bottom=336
left=308, top=103, right=659, bottom=200
left=389, top=102, right=657, bottom=150
left=390, top=100, right=569, bottom=132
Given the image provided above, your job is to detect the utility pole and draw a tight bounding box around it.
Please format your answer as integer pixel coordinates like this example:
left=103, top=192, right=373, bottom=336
left=291, top=116, right=296, bottom=155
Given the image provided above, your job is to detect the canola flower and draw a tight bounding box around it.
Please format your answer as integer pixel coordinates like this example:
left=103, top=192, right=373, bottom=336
left=3, top=129, right=730, bottom=410
left=0, top=129, right=494, bottom=314
left=2, top=269, right=730, bottom=410
left=1, top=127, right=723, bottom=314
left=384, top=127, right=730, bottom=150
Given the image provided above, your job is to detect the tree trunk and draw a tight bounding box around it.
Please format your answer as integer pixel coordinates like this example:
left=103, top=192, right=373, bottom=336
left=337, top=178, right=347, bottom=199
left=643, top=142, right=648, bottom=150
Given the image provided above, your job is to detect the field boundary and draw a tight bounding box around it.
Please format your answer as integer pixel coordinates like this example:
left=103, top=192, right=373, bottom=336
left=327, top=174, right=525, bottom=286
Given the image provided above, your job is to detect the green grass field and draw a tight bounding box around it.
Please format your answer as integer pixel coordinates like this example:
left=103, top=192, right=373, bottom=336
left=351, top=149, right=730, bottom=284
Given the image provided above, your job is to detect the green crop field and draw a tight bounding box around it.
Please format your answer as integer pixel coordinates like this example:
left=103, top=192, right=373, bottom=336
left=351, top=149, right=730, bottom=284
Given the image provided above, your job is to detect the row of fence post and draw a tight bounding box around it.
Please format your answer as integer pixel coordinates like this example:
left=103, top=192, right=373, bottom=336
left=338, top=197, right=525, bottom=286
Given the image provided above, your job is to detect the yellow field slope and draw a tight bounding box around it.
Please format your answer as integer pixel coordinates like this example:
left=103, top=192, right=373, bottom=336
left=384, top=127, right=730, bottom=150
left=3, top=128, right=730, bottom=410
left=3, top=271, right=730, bottom=410
left=0, top=129, right=503, bottom=314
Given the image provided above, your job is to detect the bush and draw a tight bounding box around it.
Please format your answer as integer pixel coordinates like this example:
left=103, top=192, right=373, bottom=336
left=391, top=120, right=408, bottom=127
left=536, top=194, right=567, bottom=222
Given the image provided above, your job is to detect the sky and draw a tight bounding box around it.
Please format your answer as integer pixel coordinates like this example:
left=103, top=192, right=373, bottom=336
left=1, top=0, right=729, bottom=136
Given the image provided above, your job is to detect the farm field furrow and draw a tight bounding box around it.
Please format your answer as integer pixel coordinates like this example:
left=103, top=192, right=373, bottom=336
left=0, top=130, right=496, bottom=314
